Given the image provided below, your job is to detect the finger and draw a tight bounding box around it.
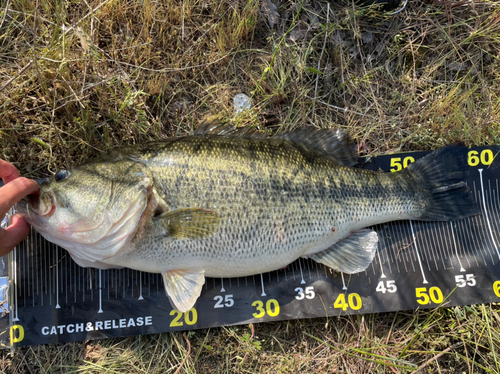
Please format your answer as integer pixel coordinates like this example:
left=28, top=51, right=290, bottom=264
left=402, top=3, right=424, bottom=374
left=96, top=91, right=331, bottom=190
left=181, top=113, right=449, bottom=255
left=0, top=177, right=39, bottom=218
left=0, top=159, right=20, bottom=184
left=0, top=214, right=30, bottom=257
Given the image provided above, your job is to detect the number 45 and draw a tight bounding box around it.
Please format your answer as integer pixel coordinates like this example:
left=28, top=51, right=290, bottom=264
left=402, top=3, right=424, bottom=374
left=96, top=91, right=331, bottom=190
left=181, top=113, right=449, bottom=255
left=376, top=280, right=397, bottom=294
left=455, top=274, right=476, bottom=288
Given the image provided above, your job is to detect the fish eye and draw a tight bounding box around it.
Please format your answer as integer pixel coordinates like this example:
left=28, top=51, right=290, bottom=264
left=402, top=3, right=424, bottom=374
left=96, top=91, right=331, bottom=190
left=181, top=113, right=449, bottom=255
left=55, top=170, right=70, bottom=182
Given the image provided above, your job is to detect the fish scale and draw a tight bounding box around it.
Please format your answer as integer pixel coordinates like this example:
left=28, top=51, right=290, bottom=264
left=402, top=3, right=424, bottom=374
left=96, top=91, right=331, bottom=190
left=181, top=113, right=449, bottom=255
left=16, top=128, right=479, bottom=312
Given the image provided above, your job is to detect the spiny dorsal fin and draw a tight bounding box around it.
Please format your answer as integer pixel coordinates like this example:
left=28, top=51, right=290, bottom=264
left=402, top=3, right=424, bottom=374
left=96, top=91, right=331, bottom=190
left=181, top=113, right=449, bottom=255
left=194, top=119, right=266, bottom=138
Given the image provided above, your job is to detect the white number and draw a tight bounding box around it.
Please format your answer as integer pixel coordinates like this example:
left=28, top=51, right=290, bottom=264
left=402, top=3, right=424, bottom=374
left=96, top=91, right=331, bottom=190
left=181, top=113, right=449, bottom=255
left=455, top=274, right=476, bottom=288
left=376, top=280, right=397, bottom=294
left=295, top=286, right=315, bottom=300
left=466, top=274, right=476, bottom=286
left=214, top=294, right=234, bottom=308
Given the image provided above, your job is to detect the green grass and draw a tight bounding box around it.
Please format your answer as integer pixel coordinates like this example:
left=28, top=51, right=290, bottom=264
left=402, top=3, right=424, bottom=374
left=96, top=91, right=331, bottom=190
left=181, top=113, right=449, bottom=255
left=2, top=0, right=500, bottom=372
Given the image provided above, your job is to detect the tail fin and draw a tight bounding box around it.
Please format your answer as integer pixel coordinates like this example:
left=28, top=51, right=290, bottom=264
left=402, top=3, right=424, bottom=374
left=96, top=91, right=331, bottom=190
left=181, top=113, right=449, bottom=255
left=403, top=143, right=480, bottom=221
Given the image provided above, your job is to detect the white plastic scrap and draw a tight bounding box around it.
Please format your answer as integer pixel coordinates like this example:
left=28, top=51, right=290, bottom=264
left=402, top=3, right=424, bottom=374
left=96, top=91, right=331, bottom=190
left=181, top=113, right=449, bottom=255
left=233, top=94, right=252, bottom=114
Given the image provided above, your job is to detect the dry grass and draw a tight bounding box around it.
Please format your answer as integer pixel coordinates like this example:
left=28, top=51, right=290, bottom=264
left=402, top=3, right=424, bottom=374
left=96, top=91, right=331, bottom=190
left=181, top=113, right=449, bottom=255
left=2, top=0, right=500, bottom=372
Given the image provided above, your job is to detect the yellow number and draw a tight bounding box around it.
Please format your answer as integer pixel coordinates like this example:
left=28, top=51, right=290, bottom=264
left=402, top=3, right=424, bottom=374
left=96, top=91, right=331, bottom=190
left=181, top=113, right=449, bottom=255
left=252, top=299, right=280, bottom=318
left=429, top=287, right=443, bottom=303
left=185, top=308, right=198, bottom=325
left=334, top=294, right=348, bottom=311
left=391, top=157, right=415, bottom=172
left=170, top=308, right=198, bottom=327
left=468, top=151, right=480, bottom=166
left=390, top=158, right=402, bottom=172
left=266, top=299, right=280, bottom=317
left=169, top=310, right=184, bottom=327
left=415, top=287, right=430, bottom=305
left=10, top=325, right=24, bottom=344
left=416, top=287, right=443, bottom=305
left=348, top=293, right=362, bottom=310
left=252, top=300, right=265, bottom=318
left=468, top=150, right=494, bottom=167
left=334, top=293, right=362, bottom=311
left=494, top=281, right=500, bottom=297
left=481, top=149, right=494, bottom=166
left=403, top=156, right=415, bottom=168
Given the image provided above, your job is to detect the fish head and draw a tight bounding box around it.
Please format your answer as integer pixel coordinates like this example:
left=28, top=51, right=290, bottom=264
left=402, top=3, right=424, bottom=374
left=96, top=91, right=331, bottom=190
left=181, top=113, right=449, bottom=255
left=16, top=160, right=153, bottom=264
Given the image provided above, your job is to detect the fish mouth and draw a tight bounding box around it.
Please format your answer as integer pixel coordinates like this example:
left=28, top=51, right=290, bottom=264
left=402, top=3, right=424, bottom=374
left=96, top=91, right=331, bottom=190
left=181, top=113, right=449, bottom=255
left=25, top=192, right=55, bottom=217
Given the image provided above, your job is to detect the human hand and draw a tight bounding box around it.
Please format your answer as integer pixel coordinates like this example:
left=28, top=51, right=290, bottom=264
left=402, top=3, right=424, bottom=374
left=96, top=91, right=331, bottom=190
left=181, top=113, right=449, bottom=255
left=0, top=160, right=39, bottom=256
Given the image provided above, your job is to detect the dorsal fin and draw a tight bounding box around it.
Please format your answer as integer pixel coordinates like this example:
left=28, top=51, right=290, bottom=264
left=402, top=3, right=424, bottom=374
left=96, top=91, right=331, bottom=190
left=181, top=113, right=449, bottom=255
left=194, top=121, right=359, bottom=166
left=194, top=119, right=266, bottom=138
left=273, top=128, right=359, bottom=167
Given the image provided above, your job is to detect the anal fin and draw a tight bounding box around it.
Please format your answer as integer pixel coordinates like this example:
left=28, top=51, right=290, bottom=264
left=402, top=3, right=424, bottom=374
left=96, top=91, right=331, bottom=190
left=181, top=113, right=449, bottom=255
left=162, top=269, right=206, bottom=312
left=307, top=229, right=378, bottom=274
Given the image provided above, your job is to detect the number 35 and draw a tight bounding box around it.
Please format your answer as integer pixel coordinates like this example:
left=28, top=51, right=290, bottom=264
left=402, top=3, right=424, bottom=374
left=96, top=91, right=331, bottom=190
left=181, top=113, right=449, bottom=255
left=295, top=286, right=315, bottom=300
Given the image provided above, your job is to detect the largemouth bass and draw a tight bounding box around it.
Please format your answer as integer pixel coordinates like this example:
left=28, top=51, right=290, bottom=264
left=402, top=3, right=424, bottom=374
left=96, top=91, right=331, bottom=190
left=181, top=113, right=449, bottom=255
left=16, top=125, right=479, bottom=312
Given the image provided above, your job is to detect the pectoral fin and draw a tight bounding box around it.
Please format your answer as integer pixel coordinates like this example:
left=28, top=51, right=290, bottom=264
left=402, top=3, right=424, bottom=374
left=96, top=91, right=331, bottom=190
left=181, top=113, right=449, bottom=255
left=162, top=269, right=206, bottom=312
left=307, top=229, right=378, bottom=274
left=156, top=208, right=220, bottom=239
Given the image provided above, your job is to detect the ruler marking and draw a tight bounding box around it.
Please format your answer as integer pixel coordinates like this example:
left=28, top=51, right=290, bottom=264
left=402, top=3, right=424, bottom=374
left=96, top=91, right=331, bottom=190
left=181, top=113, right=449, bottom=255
left=139, top=271, right=144, bottom=300
left=220, top=278, right=226, bottom=293
left=479, top=169, right=500, bottom=261
left=422, top=222, right=434, bottom=271
left=420, top=222, right=436, bottom=271
left=444, top=222, right=458, bottom=269
left=390, top=222, right=408, bottom=273
left=435, top=223, right=448, bottom=269
left=409, top=221, right=428, bottom=284
left=397, top=221, right=413, bottom=272
left=291, top=259, right=296, bottom=281
left=386, top=223, right=399, bottom=274
left=376, top=249, right=386, bottom=279
left=485, top=183, right=497, bottom=264
left=340, top=272, right=347, bottom=290
left=434, top=223, right=448, bottom=269
left=449, top=222, right=466, bottom=272
left=469, top=185, right=487, bottom=266
left=42, top=234, right=46, bottom=306
left=259, top=274, right=266, bottom=297
left=55, top=246, right=60, bottom=309
left=376, top=229, right=389, bottom=275
left=13, top=243, right=19, bottom=321
left=488, top=180, right=500, bottom=258
left=382, top=223, right=397, bottom=270
left=475, top=186, right=495, bottom=265
left=432, top=223, right=444, bottom=269
left=298, top=259, right=306, bottom=284
left=98, top=269, right=103, bottom=313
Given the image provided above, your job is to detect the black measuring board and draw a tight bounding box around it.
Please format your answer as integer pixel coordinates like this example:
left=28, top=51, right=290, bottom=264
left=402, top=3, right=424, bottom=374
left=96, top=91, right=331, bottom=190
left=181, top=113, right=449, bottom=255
left=2, top=146, right=500, bottom=348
